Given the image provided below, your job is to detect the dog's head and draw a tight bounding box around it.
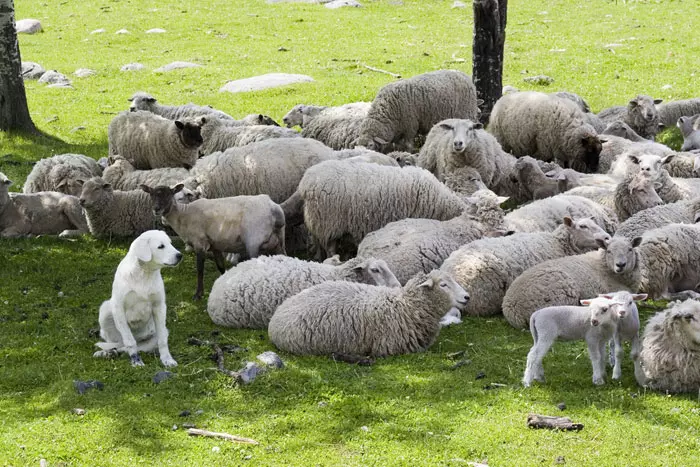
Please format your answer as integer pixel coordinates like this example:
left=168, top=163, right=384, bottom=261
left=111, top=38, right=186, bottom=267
left=130, top=230, right=182, bottom=268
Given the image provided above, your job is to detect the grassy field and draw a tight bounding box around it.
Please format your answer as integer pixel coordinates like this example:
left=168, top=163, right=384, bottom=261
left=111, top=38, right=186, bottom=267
left=2, top=0, right=700, bottom=465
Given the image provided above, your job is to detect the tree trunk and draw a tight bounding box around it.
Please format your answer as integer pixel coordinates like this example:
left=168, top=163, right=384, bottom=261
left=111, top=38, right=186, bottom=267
left=0, top=0, right=37, bottom=133
left=472, top=0, right=507, bottom=126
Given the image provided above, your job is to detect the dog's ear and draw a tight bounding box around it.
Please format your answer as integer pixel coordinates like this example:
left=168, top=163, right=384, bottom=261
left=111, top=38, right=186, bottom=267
left=132, top=238, right=152, bottom=263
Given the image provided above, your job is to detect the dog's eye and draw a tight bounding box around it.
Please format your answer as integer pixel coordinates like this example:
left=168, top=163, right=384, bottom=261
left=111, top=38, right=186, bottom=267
left=158, top=244, right=165, bottom=249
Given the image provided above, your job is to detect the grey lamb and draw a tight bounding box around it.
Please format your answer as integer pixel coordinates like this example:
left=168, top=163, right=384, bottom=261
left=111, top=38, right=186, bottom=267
left=355, top=69, right=479, bottom=153
left=128, top=91, right=236, bottom=121
left=597, top=95, right=663, bottom=140
left=206, top=255, right=400, bottom=329
left=488, top=91, right=601, bottom=173
left=102, top=155, right=190, bottom=191
left=23, top=153, right=102, bottom=196
left=108, top=110, right=204, bottom=170
left=268, top=270, right=469, bottom=357
left=198, top=116, right=300, bottom=156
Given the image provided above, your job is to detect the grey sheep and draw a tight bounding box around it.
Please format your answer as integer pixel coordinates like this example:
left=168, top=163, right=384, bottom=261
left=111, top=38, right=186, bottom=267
left=282, top=103, right=370, bottom=128
left=198, top=116, right=300, bottom=155
left=186, top=138, right=336, bottom=203
left=388, top=151, right=419, bottom=168
left=301, top=111, right=367, bottom=150
left=615, top=197, right=700, bottom=239
left=206, top=255, right=400, bottom=329
left=355, top=70, right=479, bottom=153
left=79, top=177, right=157, bottom=238
left=514, top=156, right=566, bottom=200
left=23, top=153, right=102, bottom=196
left=102, top=155, right=190, bottom=191
left=108, top=110, right=204, bottom=170
left=597, top=95, right=663, bottom=140
left=551, top=91, right=591, bottom=113
left=601, top=120, right=647, bottom=142
left=0, top=172, right=88, bottom=238
left=356, top=189, right=508, bottom=285
left=239, top=114, right=280, bottom=127
left=598, top=135, right=672, bottom=175
left=488, top=91, right=602, bottom=173
left=295, top=160, right=468, bottom=258
left=143, top=184, right=286, bottom=300
left=677, top=114, right=700, bottom=138
left=268, top=270, right=469, bottom=357
left=504, top=194, right=618, bottom=234
left=443, top=166, right=489, bottom=196
left=128, top=91, right=236, bottom=121
left=656, top=98, right=700, bottom=129
left=637, top=299, right=700, bottom=393
left=440, top=216, right=610, bottom=317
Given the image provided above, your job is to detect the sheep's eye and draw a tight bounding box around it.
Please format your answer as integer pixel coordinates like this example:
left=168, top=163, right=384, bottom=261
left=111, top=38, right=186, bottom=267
left=628, top=248, right=633, bottom=252
left=370, top=267, right=379, bottom=273
left=580, top=225, right=588, bottom=229
left=158, top=244, right=165, bottom=249
left=439, top=282, right=448, bottom=288
left=602, top=307, right=608, bottom=313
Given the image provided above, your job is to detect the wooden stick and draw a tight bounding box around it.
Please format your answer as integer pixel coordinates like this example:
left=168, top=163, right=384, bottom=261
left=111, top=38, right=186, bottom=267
left=187, top=428, right=259, bottom=445
left=362, top=64, right=401, bottom=79
left=527, top=413, right=584, bottom=431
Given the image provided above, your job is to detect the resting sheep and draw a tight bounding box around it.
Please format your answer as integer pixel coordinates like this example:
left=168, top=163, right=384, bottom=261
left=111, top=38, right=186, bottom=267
left=442, top=166, right=489, bottom=196
left=128, top=91, right=236, bottom=121
left=108, top=110, right=204, bottom=170
left=300, top=104, right=371, bottom=150
left=23, top=153, right=102, bottom=196
left=206, top=255, right=400, bottom=329
left=656, top=98, right=700, bottom=129
left=601, top=121, right=646, bottom=142
left=102, top=156, right=190, bottom=191
left=597, top=95, right=663, bottom=140
left=488, top=91, right=602, bottom=173
left=268, top=270, right=469, bottom=357
left=440, top=216, right=610, bottom=317
left=513, top=156, right=567, bottom=200
left=142, top=184, right=286, bottom=300
left=198, top=116, right=300, bottom=155
left=615, top=197, right=700, bottom=239
left=355, top=70, right=479, bottom=153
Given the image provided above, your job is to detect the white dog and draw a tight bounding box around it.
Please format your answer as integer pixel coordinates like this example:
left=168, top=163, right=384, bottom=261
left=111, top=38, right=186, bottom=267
left=94, top=230, right=182, bottom=367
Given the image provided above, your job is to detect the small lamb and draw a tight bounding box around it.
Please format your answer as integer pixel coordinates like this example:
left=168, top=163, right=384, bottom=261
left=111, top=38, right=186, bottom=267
left=602, top=291, right=648, bottom=383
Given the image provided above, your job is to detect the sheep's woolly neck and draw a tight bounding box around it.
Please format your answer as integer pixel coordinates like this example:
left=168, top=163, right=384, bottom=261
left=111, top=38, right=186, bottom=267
left=549, top=224, right=592, bottom=255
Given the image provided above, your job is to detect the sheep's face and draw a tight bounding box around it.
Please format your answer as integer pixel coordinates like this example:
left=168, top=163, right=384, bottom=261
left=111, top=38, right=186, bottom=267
left=437, top=119, right=483, bottom=155
left=600, top=235, right=642, bottom=274
left=564, top=216, right=611, bottom=251
left=676, top=116, right=698, bottom=137
left=55, top=178, right=85, bottom=197
left=391, top=152, right=417, bottom=167
left=241, top=113, right=280, bottom=126
left=141, top=184, right=181, bottom=217
left=627, top=153, right=674, bottom=179
left=355, top=135, right=389, bottom=153
left=419, top=271, right=470, bottom=311
left=79, top=177, right=111, bottom=208
left=0, top=172, right=12, bottom=193
left=629, top=95, right=662, bottom=123
left=175, top=118, right=205, bottom=150
left=353, top=259, right=401, bottom=288
left=128, top=92, right=157, bottom=112
left=627, top=172, right=663, bottom=210
left=677, top=312, right=700, bottom=347
left=578, top=133, right=601, bottom=173
left=581, top=297, right=616, bottom=327
left=602, top=121, right=634, bottom=139
left=282, top=105, right=304, bottom=128
left=598, top=291, right=647, bottom=320
left=173, top=187, right=199, bottom=204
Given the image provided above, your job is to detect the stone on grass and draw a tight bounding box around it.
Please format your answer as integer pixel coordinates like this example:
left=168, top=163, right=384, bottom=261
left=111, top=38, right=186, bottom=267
left=21, top=62, right=46, bottom=80
left=452, top=1, right=466, bottom=8
left=257, top=351, right=285, bottom=369
left=115, top=29, right=130, bottom=35
left=74, top=68, right=96, bottom=78
left=325, top=0, right=362, bottom=8
left=38, top=70, right=71, bottom=85
left=154, top=61, right=202, bottom=73
left=16, top=19, right=42, bottom=34
left=146, top=28, right=167, bottom=34
left=90, top=28, right=106, bottom=34
left=220, top=73, right=314, bottom=93
left=121, top=63, right=145, bottom=72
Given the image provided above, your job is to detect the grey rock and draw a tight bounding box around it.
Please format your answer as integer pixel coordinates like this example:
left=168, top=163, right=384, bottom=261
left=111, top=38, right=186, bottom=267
left=325, top=0, right=362, bottom=8
left=38, top=70, right=71, bottom=85
left=220, top=73, right=314, bottom=93
left=146, top=28, right=167, bottom=34
left=121, top=63, right=145, bottom=72
left=21, top=62, right=45, bottom=80
left=154, top=61, right=202, bottom=73
left=16, top=19, right=42, bottom=34
left=236, top=362, right=262, bottom=384
left=257, top=351, right=285, bottom=369
left=74, top=68, right=97, bottom=78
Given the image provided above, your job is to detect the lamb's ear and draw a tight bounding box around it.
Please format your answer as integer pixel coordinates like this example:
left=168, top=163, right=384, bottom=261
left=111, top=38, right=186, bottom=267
left=75, top=179, right=84, bottom=187
left=629, top=98, right=639, bottom=107
left=658, top=122, right=665, bottom=130
left=632, top=237, right=643, bottom=248
left=653, top=98, right=663, bottom=105
left=661, top=154, right=675, bottom=165
left=200, top=116, right=207, bottom=125
left=174, top=120, right=185, bottom=130
left=632, top=294, right=648, bottom=301
left=56, top=180, right=67, bottom=191
left=148, top=97, right=157, bottom=103
left=140, top=184, right=152, bottom=193
left=127, top=96, right=135, bottom=102
left=597, top=294, right=614, bottom=299
left=439, top=123, right=454, bottom=131
left=133, top=238, right=152, bottom=263
left=173, top=183, right=185, bottom=194
left=694, top=210, right=700, bottom=224
left=102, top=182, right=112, bottom=190
left=598, top=135, right=610, bottom=143
left=2, top=178, right=13, bottom=186
left=628, top=154, right=641, bottom=165
left=580, top=299, right=593, bottom=305
left=476, top=98, right=485, bottom=106
left=563, top=216, right=573, bottom=227
left=595, top=238, right=609, bottom=250
left=473, top=122, right=484, bottom=130
left=418, top=277, right=435, bottom=289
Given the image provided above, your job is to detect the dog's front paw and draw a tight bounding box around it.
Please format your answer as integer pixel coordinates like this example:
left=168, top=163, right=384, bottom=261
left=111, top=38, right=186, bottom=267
left=93, top=349, right=117, bottom=359
left=161, top=356, right=178, bottom=368
left=130, top=354, right=145, bottom=367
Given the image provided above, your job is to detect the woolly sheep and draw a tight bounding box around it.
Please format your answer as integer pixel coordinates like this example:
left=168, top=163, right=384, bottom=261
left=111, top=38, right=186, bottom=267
left=440, top=216, right=610, bottom=317
left=662, top=152, right=700, bottom=178
left=102, top=155, right=190, bottom=191
left=108, top=110, right=204, bottom=170
left=551, top=91, right=591, bottom=113
left=601, top=120, right=646, bottom=142
left=619, top=154, right=700, bottom=203
left=443, top=166, right=489, bottom=196
left=513, top=156, right=564, bottom=200
left=335, top=149, right=400, bottom=167
left=503, top=194, right=617, bottom=234
left=299, top=103, right=371, bottom=149
left=615, top=197, right=700, bottom=239
left=206, top=255, right=400, bottom=328
left=488, top=91, right=602, bottom=173
left=656, top=98, right=700, bottom=129
left=268, top=270, right=470, bottom=357
left=523, top=295, right=628, bottom=387
left=198, top=116, right=300, bottom=155
left=282, top=104, right=326, bottom=128
left=597, top=135, right=672, bottom=174
left=388, top=151, right=419, bottom=168
left=355, top=70, right=479, bottom=153
left=637, top=299, right=700, bottom=393
left=23, top=153, right=102, bottom=196
left=356, top=189, right=508, bottom=285
left=677, top=114, right=700, bottom=138
left=295, top=160, right=468, bottom=258
left=79, top=177, right=157, bottom=238
left=187, top=138, right=336, bottom=203
left=143, top=184, right=286, bottom=300
left=0, top=172, right=88, bottom=238
left=128, top=91, right=236, bottom=121
left=597, top=95, right=663, bottom=140
left=239, top=114, right=280, bottom=127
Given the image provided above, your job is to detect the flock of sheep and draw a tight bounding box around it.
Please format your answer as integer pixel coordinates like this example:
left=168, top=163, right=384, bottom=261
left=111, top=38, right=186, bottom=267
left=3, top=68, right=700, bottom=394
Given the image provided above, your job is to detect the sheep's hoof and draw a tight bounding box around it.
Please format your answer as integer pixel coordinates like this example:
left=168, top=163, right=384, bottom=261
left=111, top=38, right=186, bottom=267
left=592, top=377, right=605, bottom=386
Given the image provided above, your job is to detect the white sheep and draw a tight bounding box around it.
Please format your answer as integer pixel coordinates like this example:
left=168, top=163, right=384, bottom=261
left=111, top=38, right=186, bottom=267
left=597, top=135, right=672, bottom=175
left=301, top=104, right=371, bottom=149
left=488, top=91, right=602, bottom=173
left=440, top=216, right=610, bottom=317
left=355, top=70, right=480, bottom=153
left=523, top=296, right=624, bottom=387
left=128, top=91, right=236, bottom=121
left=513, top=156, right=568, bottom=200
left=206, top=255, right=400, bottom=329
left=23, top=153, right=102, bottom=196
left=268, top=270, right=469, bottom=357
left=0, top=172, right=88, bottom=238
left=356, top=189, right=508, bottom=285
left=615, top=197, right=700, bottom=239
left=198, top=116, right=301, bottom=155
left=334, top=148, right=400, bottom=166
left=102, top=156, right=190, bottom=191
left=637, top=299, right=700, bottom=393
left=108, top=110, right=204, bottom=170
left=601, top=290, right=648, bottom=383
left=597, top=95, right=663, bottom=140
left=142, top=184, right=285, bottom=300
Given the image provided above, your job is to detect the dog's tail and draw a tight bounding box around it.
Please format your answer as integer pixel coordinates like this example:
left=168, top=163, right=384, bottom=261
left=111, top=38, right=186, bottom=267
left=95, top=342, right=121, bottom=351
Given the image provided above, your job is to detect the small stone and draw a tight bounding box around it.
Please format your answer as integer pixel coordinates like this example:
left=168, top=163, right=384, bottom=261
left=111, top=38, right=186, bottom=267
left=145, top=28, right=167, bottom=34
left=212, top=446, right=220, bottom=453
left=39, top=459, right=47, bottom=467
left=172, top=424, right=178, bottom=430
left=90, top=28, right=106, bottom=34
left=152, top=371, right=173, bottom=384
left=21, top=62, right=46, bottom=80
left=115, top=29, right=130, bottom=34
left=661, top=84, right=672, bottom=90
left=120, top=63, right=145, bottom=72
left=220, top=73, right=314, bottom=93
left=57, top=291, right=64, bottom=297
left=325, top=0, right=362, bottom=8
left=452, top=1, right=466, bottom=8
left=257, top=351, right=285, bottom=368
left=74, top=68, right=97, bottom=78
left=154, top=61, right=202, bottom=73
left=360, top=426, right=369, bottom=432
left=555, top=456, right=566, bottom=464
left=318, top=401, right=328, bottom=407
left=16, top=19, right=42, bottom=34
left=475, top=371, right=486, bottom=380
left=182, top=422, right=196, bottom=429
left=557, top=402, right=566, bottom=411
left=72, top=408, right=86, bottom=415
left=236, top=362, right=262, bottom=384
left=179, top=410, right=191, bottom=417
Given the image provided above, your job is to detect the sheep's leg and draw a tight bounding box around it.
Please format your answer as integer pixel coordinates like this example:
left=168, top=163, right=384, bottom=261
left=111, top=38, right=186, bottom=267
left=612, top=332, right=624, bottom=380
left=212, top=250, right=227, bottom=274
left=523, top=338, right=554, bottom=386
left=60, top=199, right=89, bottom=233
left=194, top=251, right=206, bottom=301
left=629, top=334, right=646, bottom=386
left=588, top=339, right=606, bottom=385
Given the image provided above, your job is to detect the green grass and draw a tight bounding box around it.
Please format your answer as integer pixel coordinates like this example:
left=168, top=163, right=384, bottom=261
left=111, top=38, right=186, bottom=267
left=2, top=0, right=700, bottom=465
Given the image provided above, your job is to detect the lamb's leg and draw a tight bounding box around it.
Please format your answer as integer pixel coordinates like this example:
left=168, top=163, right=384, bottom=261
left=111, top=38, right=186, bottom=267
left=612, top=332, right=624, bottom=380
left=587, top=339, right=606, bottom=385
left=60, top=198, right=88, bottom=233
left=523, top=337, right=554, bottom=386
left=212, top=250, right=227, bottom=274
left=194, top=251, right=206, bottom=301
left=629, top=334, right=646, bottom=386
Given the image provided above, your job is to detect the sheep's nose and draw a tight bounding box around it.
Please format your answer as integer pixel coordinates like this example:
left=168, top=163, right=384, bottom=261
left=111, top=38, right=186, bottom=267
left=603, top=235, right=612, bottom=243
left=79, top=198, right=85, bottom=206
left=591, top=319, right=599, bottom=326
left=453, top=141, right=465, bottom=151
left=616, top=262, right=626, bottom=268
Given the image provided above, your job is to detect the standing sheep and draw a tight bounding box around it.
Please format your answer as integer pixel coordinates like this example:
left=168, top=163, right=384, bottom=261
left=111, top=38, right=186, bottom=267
left=268, top=270, right=469, bottom=357
left=128, top=91, right=236, bottom=121
left=488, top=91, right=602, bottom=173
left=604, top=291, right=648, bottom=383
left=355, top=70, right=480, bottom=153
left=302, top=112, right=366, bottom=150
left=440, top=216, right=611, bottom=317
left=597, top=95, right=663, bottom=140
left=102, top=156, right=190, bottom=191
left=206, top=255, right=400, bottom=329
left=108, top=110, right=204, bottom=170
left=23, top=153, right=102, bottom=196
left=198, top=116, right=300, bottom=155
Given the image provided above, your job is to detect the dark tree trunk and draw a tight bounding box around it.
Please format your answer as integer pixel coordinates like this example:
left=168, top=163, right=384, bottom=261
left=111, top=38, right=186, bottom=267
left=0, top=0, right=37, bottom=133
left=472, top=0, right=507, bottom=126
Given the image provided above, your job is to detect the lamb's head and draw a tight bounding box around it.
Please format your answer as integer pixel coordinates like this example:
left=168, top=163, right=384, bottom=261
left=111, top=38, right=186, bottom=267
left=602, top=120, right=640, bottom=140
left=54, top=175, right=85, bottom=197
left=627, top=153, right=674, bottom=179
left=282, top=104, right=305, bottom=128
left=241, top=113, right=280, bottom=127
left=665, top=300, right=700, bottom=349
left=344, top=257, right=401, bottom=288
left=79, top=177, right=112, bottom=209
left=435, top=118, right=483, bottom=155
left=628, top=95, right=662, bottom=123
left=462, top=189, right=508, bottom=229
left=598, top=290, right=647, bottom=320
left=416, top=270, right=470, bottom=312
left=572, top=127, right=602, bottom=173
left=128, top=92, right=157, bottom=112
left=626, top=171, right=663, bottom=210
left=563, top=216, right=611, bottom=252
left=580, top=296, right=617, bottom=328
left=388, top=151, right=417, bottom=167
left=514, top=155, right=547, bottom=186
left=354, top=133, right=390, bottom=153
left=173, top=186, right=199, bottom=204
left=174, top=117, right=205, bottom=156
left=141, top=183, right=182, bottom=217
left=677, top=115, right=700, bottom=138
left=600, top=235, right=642, bottom=275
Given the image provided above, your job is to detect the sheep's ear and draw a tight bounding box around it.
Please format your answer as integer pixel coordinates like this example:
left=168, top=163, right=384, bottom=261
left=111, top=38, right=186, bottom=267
left=556, top=173, right=567, bottom=181
left=629, top=98, right=639, bottom=107
left=580, top=299, right=593, bottom=305
left=200, top=116, right=207, bottom=125
left=476, top=98, right=485, bottom=106
left=75, top=179, right=84, bottom=187
left=174, top=120, right=185, bottom=130
left=595, top=238, right=608, bottom=250
left=133, top=238, right=152, bottom=263
left=598, top=294, right=614, bottom=299
left=102, top=182, right=112, bottom=190
left=653, top=98, right=663, bottom=105
left=598, top=135, right=610, bottom=143
left=439, top=123, right=453, bottom=131
left=678, top=116, right=688, bottom=125
left=173, top=183, right=185, bottom=194
left=563, top=216, right=573, bottom=227
left=127, top=96, right=135, bottom=102
left=694, top=211, right=700, bottom=223
left=658, top=123, right=666, bottom=130
left=2, top=178, right=13, bottom=186
left=661, top=154, right=675, bottom=165
left=496, top=196, right=509, bottom=204
left=473, top=122, right=484, bottom=130
left=632, top=294, right=648, bottom=301
left=632, top=237, right=643, bottom=248
left=56, top=180, right=67, bottom=190
left=418, top=277, right=435, bottom=289
left=148, top=97, right=157, bottom=103
left=628, top=154, right=640, bottom=165
left=140, top=184, right=152, bottom=193
left=653, top=181, right=663, bottom=190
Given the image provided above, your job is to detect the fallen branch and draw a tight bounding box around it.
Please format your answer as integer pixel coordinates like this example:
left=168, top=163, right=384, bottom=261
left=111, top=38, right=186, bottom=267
left=527, top=413, right=584, bottom=431
left=363, top=64, right=401, bottom=79
left=187, top=428, right=259, bottom=445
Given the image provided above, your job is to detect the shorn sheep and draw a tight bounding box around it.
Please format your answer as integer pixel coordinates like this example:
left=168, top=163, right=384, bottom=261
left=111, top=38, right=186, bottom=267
left=142, top=184, right=285, bottom=300
left=638, top=299, right=700, bottom=393
left=355, top=69, right=480, bottom=153
left=488, top=91, right=602, bottom=173
left=268, top=270, right=469, bottom=357
left=23, top=153, right=103, bottom=196
left=597, top=95, right=663, bottom=140
left=128, top=91, right=236, bottom=121
left=108, top=110, right=205, bottom=170
left=206, top=255, right=401, bottom=329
